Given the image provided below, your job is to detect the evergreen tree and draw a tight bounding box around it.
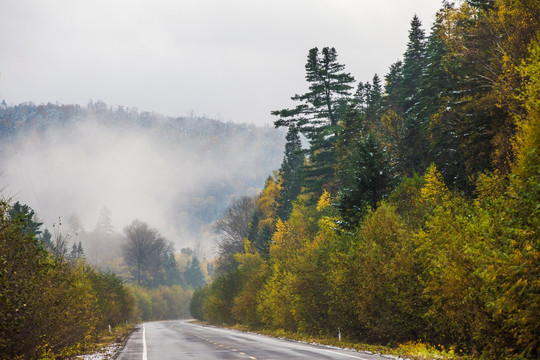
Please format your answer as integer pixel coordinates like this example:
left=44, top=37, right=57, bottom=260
left=95, top=207, right=114, bottom=238
left=206, top=262, right=214, bottom=278
left=339, top=104, right=363, bottom=152
left=273, top=47, right=355, bottom=197
left=399, top=15, right=429, bottom=176
left=415, top=3, right=458, bottom=169
left=337, top=133, right=394, bottom=227
left=245, top=210, right=269, bottom=257
left=418, top=3, right=456, bottom=131
left=383, top=61, right=404, bottom=114
left=337, top=74, right=387, bottom=201
left=402, top=15, right=427, bottom=112
left=38, top=228, right=54, bottom=250
left=379, top=61, right=405, bottom=164
left=246, top=209, right=262, bottom=244
left=69, top=241, right=85, bottom=260
left=77, top=241, right=84, bottom=258
left=70, top=243, right=78, bottom=260
left=8, top=202, right=42, bottom=237
left=365, top=74, right=383, bottom=133
left=164, top=252, right=183, bottom=286
left=252, top=224, right=273, bottom=258
left=336, top=105, right=363, bottom=182
left=278, top=125, right=304, bottom=219
left=185, top=257, right=206, bottom=289
left=348, top=74, right=384, bottom=137
left=427, top=3, right=507, bottom=191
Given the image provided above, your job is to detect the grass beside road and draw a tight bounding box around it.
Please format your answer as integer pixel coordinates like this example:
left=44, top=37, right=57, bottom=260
left=225, top=324, right=470, bottom=360
left=52, top=323, right=136, bottom=360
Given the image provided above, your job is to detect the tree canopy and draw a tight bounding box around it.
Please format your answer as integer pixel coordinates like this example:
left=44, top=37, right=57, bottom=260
left=193, top=2, right=540, bottom=359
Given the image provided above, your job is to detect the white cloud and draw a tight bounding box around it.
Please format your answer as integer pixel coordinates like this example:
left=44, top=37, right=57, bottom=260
left=0, top=0, right=442, bottom=125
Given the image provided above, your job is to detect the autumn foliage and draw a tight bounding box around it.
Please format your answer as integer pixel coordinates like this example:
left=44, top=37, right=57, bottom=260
left=0, top=201, right=135, bottom=359
left=192, top=1, right=540, bottom=359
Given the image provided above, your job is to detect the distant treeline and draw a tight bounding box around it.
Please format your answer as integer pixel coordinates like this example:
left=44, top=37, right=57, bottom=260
left=192, top=1, right=540, bottom=359
left=0, top=100, right=277, bottom=140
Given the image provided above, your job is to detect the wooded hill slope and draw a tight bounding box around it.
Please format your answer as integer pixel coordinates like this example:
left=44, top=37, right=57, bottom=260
left=0, top=101, right=285, bottom=255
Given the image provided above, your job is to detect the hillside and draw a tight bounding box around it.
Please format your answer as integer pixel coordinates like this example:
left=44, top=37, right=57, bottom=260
left=0, top=101, right=285, bottom=259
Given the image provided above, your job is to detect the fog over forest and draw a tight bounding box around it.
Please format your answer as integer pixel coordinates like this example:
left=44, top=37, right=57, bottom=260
left=0, top=103, right=285, bottom=260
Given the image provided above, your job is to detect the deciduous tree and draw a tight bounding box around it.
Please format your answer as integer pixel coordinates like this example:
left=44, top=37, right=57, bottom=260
left=215, top=196, right=257, bottom=273
left=122, top=220, right=173, bottom=287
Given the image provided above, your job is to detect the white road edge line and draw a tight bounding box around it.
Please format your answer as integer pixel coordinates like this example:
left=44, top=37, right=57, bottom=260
left=318, top=348, right=370, bottom=360
left=142, top=324, right=148, bottom=360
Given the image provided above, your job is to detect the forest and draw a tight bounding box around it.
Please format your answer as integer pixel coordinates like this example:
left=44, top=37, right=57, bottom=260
left=191, top=1, right=540, bottom=359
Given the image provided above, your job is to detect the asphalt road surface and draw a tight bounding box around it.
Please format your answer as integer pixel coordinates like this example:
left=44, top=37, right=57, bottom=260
left=116, top=320, right=389, bottom=360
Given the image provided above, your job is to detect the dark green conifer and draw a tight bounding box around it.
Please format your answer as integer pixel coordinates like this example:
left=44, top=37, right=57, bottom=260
left=366, top=74, right=383, bottom=131
left=185, top=256, right=206, bottom=289
left=383, top=61, right=404, bottom=114
left=164, top=252, right=183, bottom=286
left=337, top=133, right=393, bottom=227
left=399, top=15, right=429, bottom=176
left=8, top=202, right=42, bottom=237
left=278, top=125, right=304, bottom=219
left=273, top=47, right=355, bottom=197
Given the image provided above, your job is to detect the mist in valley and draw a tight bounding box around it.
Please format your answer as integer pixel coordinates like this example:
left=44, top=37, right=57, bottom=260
left=0, top=104, right=285, bottom=268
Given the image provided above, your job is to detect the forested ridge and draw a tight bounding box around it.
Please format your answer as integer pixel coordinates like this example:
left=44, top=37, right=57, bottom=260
left=192, top=1, right=540, bottom=359
left=0, top=100, right=284, bottom=237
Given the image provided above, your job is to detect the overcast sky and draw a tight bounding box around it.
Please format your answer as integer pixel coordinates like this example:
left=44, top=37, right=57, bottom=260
left=0, top=0, right=443, bottom=126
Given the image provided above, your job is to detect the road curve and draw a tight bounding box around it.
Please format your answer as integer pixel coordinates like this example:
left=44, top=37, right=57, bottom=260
left=116, top=320, right=388, bottom=360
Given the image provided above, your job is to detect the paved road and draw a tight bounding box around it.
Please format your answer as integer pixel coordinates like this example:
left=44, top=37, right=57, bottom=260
left=116, top=320, right=388, bottom=360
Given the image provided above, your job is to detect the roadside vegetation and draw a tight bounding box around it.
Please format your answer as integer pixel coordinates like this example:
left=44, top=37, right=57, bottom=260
left=229, top=325, right=468, bottom=360
left=191, top=1, right=540, bottom=359
left=0, top=200, right=206, bottom=359
left=0, top=200, right=134, bottom=359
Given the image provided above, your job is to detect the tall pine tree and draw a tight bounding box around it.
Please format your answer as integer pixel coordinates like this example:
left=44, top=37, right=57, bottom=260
left=365, top=74, right=384, bottom=134
left=273, top=47, right=355, bottom=197
left=399, top=15, right=429, bottom=176
left=380, top=61, right=405, bottom=164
